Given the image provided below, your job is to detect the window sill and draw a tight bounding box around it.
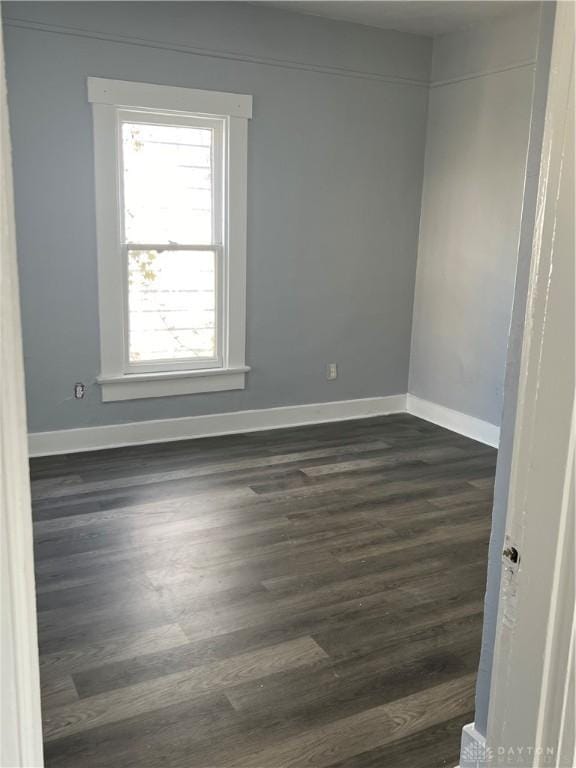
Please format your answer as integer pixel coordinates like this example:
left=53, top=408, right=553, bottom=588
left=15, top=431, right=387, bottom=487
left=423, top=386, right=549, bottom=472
left=98, top=366, right=250, bottom=402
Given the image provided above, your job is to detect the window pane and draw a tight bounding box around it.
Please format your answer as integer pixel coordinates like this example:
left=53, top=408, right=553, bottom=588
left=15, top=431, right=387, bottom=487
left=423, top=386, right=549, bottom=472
left=128, top=249, right=216, bottom=363
left=122, top=122, right=213, bottom=244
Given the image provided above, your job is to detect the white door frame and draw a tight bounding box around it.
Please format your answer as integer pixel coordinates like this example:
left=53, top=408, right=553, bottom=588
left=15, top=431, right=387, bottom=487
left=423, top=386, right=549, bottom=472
left=485, top=1, right=575, bottom=765
left=0, top=9, right=44, bottom=766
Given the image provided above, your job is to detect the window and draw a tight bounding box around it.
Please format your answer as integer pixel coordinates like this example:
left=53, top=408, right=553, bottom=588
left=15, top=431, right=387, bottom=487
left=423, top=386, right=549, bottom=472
left=88, top=78, right=252, bottom=401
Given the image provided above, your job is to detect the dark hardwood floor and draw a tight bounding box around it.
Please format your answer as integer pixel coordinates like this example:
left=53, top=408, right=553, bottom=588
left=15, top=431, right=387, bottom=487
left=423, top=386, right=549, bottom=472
left=30, top=414, right=496, bottom=768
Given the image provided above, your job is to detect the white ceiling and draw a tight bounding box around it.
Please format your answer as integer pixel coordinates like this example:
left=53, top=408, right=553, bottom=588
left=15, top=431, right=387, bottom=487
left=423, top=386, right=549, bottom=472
left=264, top=1, right=537, bottom=37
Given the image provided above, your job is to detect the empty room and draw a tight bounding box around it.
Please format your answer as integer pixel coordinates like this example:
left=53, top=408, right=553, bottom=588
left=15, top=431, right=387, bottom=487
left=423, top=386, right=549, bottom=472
left=2, top=2, right=574, bottom=768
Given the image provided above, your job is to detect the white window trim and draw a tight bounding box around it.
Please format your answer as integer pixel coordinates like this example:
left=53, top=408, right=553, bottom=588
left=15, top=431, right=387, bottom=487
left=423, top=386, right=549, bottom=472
left=88, top=77, right=252, bottom=402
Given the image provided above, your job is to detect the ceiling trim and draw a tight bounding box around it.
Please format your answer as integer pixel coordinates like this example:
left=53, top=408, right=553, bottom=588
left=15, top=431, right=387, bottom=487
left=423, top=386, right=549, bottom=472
left=3, top=15, right=430, bottom=87
left=431, top=58, right=536, bottom=88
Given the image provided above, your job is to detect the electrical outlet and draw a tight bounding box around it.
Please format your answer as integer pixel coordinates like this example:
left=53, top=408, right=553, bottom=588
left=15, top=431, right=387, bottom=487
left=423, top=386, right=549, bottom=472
left=327, top=363, right=338, bottom=381
left=74, top=382, right=86, bottom=399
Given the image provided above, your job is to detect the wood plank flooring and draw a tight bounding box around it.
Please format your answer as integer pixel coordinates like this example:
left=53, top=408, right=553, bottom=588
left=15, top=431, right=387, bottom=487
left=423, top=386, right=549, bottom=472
left=30, top=414, right=496, bottom=768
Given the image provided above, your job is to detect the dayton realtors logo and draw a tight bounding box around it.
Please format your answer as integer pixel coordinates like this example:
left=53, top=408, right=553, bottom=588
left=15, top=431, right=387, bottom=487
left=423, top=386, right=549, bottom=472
left=462, top=743, right=557, bottom=766
left=462, top=742, right=494, bottom=766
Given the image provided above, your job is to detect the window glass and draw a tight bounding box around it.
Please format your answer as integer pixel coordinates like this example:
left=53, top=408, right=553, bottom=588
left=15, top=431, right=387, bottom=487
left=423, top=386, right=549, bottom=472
left=122, top=122, right=213, bottom=245
left=128, top=248, right=216, bottom=363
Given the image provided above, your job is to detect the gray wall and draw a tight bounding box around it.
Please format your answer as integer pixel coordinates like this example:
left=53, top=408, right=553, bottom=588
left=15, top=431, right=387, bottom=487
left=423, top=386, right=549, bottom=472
left=473, top=2, right=555, bottom=737
left=409, top=7, right=541, bottom=427
left=3, top=2, right=431, bottom=433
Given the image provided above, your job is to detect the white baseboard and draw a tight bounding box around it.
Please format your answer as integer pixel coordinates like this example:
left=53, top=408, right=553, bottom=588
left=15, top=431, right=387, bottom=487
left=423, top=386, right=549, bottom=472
left=406, top=395, right=500, bottom=448
left=28, top=393, right=501, bottom=456
left=28, top=394, right=407, bottom=457
left=458, top=722, right=489, bottom=768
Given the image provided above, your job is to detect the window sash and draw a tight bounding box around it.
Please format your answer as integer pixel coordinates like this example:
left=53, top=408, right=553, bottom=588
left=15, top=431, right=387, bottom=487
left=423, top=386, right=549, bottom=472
left=123, top=244, right=224, bottom=374
left=116, top=109, right=226, bottom=373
